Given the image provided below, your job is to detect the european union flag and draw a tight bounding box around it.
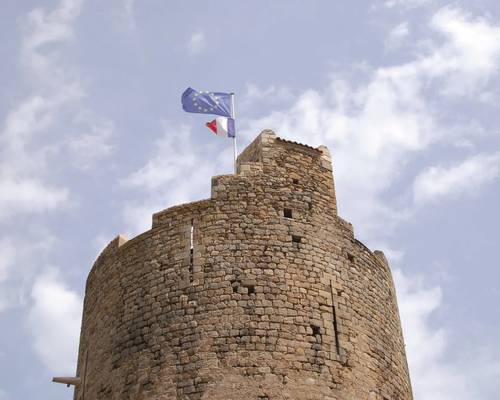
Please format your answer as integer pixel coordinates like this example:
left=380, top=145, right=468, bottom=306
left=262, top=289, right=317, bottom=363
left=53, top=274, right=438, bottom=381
left=181, top=87, right=232, bottom=117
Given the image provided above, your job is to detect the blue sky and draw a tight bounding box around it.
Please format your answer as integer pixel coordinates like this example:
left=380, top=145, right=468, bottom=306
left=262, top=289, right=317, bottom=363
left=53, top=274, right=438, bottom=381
left=1, top=1, right=500, bottom=399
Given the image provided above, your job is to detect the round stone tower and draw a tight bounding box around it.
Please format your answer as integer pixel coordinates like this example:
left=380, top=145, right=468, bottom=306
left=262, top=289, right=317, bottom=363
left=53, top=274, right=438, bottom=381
left=74, top=130, right=413, bottom=400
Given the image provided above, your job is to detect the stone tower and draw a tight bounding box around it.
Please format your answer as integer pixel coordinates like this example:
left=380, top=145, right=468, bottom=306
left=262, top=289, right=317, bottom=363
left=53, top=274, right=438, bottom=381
left=74, top=130, right=413, bottom=399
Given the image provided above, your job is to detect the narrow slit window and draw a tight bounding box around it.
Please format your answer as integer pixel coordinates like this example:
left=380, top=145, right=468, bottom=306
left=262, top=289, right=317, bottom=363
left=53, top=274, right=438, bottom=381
left=330, top=283, right=341, bottom=355
left=190, top=219, right=194, bottom=250
left=284, top=208, right=293, bottom=219
left=189, top=219, right=194, bottom=282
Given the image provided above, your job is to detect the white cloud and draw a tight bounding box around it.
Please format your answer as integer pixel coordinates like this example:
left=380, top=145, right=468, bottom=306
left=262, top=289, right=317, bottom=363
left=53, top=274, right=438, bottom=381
left=428, top=6, right=500, bottom=96
left=242, top=83, right=294, bottom=109
left=0, top=92, right=80, bottom=222
left=413, top=152, right=500, bottom=204
left=67, top=111, right=115, bottom=170
left=188, top=31, right=206, bottom=55
left=394, top=270, right=468, bottom=400
left=386, top=22, right=410, bottom=50
left=121, top=122, right=232, bottom=235
left=0, top=231, right=57, bottom=312
left=395, top=269, right=500, bottom=399
left=21, top=0, right=83, bottom=83
left=0, top=179, right=69, bottom=222
left=0, top=240, right=16, bottom=284
left=28, top=269, right=82, bottom=374
left=122, top=124, right=200, bottom=191
left=122, top=0, right=136, bottom=29
left=1, top=90, right=81, bottom=171
left=0, top=0, right=117, bottom=221
left=244, top=69, right=432, bottom=238
left=243, top=5, right=500, bottom=240
left=121, top=203, right=159, bottom=235
left=382, top=0, right=432, bottom=9
left=0, top=0, right=88, bottom=222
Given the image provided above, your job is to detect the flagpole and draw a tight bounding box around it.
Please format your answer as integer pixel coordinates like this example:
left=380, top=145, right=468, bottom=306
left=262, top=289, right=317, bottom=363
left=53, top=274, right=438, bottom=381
left=230, top=92, right=237, bottom=174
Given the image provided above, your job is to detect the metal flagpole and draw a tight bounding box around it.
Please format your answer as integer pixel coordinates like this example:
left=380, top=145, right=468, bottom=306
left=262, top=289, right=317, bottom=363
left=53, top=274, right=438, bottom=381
left=230, top=92, right=237, bottom=174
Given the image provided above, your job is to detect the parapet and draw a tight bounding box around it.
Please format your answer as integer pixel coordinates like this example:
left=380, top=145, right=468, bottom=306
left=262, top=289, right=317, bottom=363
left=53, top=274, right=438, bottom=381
left=237, top=129, right=333, bottom=174
left=156, top=130, right=338, bottom=228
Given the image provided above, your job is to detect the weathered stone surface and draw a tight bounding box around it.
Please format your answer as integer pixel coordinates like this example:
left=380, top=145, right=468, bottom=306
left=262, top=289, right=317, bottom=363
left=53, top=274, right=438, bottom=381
left=74, top=130, right=413, bottom=399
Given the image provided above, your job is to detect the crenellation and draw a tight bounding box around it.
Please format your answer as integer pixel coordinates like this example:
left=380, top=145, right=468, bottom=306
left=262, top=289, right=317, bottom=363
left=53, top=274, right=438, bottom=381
left=73, top=130, right=412, bottom=400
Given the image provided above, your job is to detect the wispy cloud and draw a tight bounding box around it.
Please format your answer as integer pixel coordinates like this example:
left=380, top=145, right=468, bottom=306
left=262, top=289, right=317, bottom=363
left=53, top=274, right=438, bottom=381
left=27, top=269, right=82, bottom=374
left=121, top=121, right=232, bottom=235
left=0, top=0, right=87, bottom=223
left=0, top=240, right=16, bottom=285
left=242, top=83, right=294, bottom=109
left=122, top=0, right=136, bottom=29
left=0, top=230, right=57, bottom=312
left=429, top=6, right=500, bottom=97
left=243, top=5, right=500, bottom=240
left=0, top=92, right=79, bottom=222
left=0, top=0, right=94, bottom=378
left=381, top=0, right=432, bottom=9
left=395, top=269, right=500, bottom=399
left=20, top=0, right=83, bottom=84
left=413, top=152, right=500, bottom=204
left=67, top=111, right=115, bottom=170
left=385, top=22, right=410, bottom=50
left=187, top=31, right=206, bottom=55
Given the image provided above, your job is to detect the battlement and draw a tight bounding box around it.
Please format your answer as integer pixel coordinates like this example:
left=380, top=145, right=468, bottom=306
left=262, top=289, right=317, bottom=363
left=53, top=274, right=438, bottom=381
left=89, top=130, right=342, bottom=287
left=154, top=130, right=337, bottom=228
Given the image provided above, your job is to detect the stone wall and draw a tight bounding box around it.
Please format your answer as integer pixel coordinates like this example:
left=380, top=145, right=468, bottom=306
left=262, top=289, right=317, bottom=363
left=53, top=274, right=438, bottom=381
left=74, top=130, right=412, bottom=400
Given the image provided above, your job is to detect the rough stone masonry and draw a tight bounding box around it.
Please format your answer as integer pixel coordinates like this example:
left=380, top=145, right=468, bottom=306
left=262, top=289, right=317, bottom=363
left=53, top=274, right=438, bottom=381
left=74, top=130, right=413, bottom=399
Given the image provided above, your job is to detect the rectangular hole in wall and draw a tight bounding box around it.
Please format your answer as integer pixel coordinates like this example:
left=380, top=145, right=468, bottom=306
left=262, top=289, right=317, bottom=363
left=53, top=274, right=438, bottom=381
left=310, top=324, right=321, bottom=336
left=189, top=219, right=194, bottom=283
left=247, top=285, right=255, bottom=295
left=283, top=208, right=293, bottom=219
left=347, top=253, right=355, bottom=263
left=330, top=282, right=341, bottom=355
left=292, top=178, right=299, bottom=185
left=292, top=235, right=301, bottom=244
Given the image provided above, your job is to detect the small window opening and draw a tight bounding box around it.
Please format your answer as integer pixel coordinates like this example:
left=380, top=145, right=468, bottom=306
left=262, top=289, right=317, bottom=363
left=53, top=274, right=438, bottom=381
left=292, top=235, right=301, bottom=244
left=292, top=178, right=299, bottom=185
left=307, top=202, right=312, bottom=211
left=283, top=208, right=293, bottom=219
left=247, top=285, right=255, bottom=295
left=310, top=324, right=321, bottom=336
left=347, top=253, right=355, bottom=263
left=258, top=396, right=269, bottom=400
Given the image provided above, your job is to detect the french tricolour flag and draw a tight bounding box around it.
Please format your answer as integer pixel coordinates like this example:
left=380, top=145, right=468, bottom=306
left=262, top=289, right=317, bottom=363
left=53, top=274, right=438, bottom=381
left=205, top=117, right=235, bottom=138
